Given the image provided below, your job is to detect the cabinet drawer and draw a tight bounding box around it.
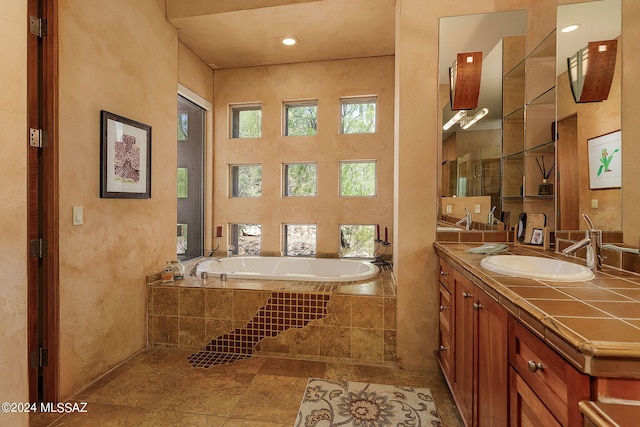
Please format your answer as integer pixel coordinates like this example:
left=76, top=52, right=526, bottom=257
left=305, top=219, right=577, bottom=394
left=438, top=283, right=453, bottom=379
left=438, top=258, right=452, bottom=291
left=509, top=317, right=589, bottom=426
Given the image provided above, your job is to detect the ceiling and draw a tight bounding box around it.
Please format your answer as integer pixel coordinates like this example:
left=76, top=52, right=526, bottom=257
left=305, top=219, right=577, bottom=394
left=167, top=0, right=396, bottom=70
left=167, top=0, right=621, bottom=132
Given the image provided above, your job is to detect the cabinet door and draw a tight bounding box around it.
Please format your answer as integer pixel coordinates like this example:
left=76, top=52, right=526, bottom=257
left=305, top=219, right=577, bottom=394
left=438, top=283, right=454, bottom=381
left=475, top=290, right=508, bottom=427
left=510, top=367, right=561, bottom=427
left=453, top=270, right=474, bottom=427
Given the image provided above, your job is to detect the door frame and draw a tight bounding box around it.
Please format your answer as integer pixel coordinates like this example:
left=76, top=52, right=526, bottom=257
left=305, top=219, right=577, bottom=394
left=27, top=0, right=59, bottom=402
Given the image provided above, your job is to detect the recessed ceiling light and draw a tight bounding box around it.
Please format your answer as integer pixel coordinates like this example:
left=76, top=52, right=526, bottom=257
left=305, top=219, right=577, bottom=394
left=561, top=24, right=580, bottom=33
left=281, top=36, right=298, bottom=46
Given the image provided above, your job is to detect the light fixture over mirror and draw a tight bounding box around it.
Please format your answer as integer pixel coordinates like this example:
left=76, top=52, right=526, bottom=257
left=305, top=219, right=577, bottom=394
left=557, top=0, right=621, bottom=231
left=567, top=39, right=618, bottom=103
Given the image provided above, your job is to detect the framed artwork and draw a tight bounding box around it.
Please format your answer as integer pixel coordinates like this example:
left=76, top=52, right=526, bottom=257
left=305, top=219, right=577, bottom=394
left=100, top=110, right=152, bottom=198
left=531, top=228, right=543, bottom=245
left=588, top=130, right=621, bottom=190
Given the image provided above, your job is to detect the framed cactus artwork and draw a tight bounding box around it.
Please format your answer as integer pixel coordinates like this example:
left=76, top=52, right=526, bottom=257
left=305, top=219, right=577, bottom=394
left=588, top=130, right=621, bottom=190
left=100, top=110, right=152, bottom=198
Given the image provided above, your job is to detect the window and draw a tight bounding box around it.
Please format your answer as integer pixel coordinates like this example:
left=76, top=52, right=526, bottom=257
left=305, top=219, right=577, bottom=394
left=340, top=161, right=377, bottom=197
left=283, top=162, right=317, bottom=197
left=177, top=95, right=205, bottom=260
left=230, top=224, right=262, bottom=255
left=230, top=164, right=262, bottom=197
left=284, top=101, right=318, bottom=136
left=339, top=225, right=375, bottom=258
left=230, top=104, right=262, bottom=138
left=284, top=224, right=316, bottom=257
left=340, top=96, right=377, bottom=134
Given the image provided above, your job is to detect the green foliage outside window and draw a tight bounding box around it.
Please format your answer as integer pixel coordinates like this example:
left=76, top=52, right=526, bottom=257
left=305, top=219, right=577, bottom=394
left=285, top=163, right=317, bottom=196
left=286, top=103, right=318, bottom=136
left=340, top=225, right=375, bottom=258
left=231, top=164, right=262, bottom=197
left=341, top=98, right=376, bottom=134
left=340, top=161, right=376, bottom=196
left=177, top=168, right=188, bottom=198
left=231, top=106, right=262, bottom=138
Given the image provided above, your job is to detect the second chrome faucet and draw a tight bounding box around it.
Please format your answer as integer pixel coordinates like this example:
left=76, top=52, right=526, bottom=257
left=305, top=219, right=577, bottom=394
left=561, top=214, right=605, bottom=271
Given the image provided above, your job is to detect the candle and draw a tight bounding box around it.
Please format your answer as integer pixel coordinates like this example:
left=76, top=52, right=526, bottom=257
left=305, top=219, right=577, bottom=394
left=376, top=224, right=380, bottom=240
left=384, top=227, right=388, bottom=242
left=215, top=226, right=223, bottom=238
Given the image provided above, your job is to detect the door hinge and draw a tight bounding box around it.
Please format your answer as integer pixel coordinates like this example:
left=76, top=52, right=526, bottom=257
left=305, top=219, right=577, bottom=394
left=29, top=128, right=48, bottom=148
left=30, top=239, right=48, bottom=258
left=29, top=16, right=47, bottom=38
left=30, top=348, right=49, bottom=368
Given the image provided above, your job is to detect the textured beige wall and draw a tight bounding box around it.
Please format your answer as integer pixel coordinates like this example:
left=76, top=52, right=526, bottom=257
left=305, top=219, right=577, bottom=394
left=212, top=57, right=395, bottom=256
left=0, top=1, right=28, bottom=425
left=621, top=0, right=640, bottom=246
left=57, top=0, right=178, bottom=398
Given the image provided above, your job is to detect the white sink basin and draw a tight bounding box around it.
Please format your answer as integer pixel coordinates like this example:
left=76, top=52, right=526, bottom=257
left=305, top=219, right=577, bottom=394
left=480, top=255, right=594, bottom=281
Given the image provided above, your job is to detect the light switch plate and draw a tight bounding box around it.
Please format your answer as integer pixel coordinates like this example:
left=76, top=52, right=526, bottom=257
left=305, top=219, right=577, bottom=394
left=591, top=199, right=599, bottom=209
left=474, top=204, right=481, bottom=214
left=72, top=206, right=83, bottom=225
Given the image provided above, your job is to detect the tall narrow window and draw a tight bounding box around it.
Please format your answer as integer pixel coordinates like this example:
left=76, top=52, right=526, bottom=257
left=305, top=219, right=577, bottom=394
left=284, top=100, right=318, bottom=136
left=340, top=160, right=377, bottom=197
left=177, top=95, right=205, bottom=260
left=284, top=224, right=316, bottom=257
left=230, top=164, right=262, bottom=197
left=283, top=162, right=317, bottom=196
left=340, top=96, right=377, bottom=134
left=230, top=104, right=262, bottom=138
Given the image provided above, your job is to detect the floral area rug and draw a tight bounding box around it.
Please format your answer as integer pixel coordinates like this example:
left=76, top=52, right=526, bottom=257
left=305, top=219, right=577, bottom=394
left=295, top=378, right=443, bottom=427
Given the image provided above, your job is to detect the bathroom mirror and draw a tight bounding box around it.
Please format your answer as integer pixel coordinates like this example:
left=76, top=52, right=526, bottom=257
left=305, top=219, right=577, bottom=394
left=556, top=0, right=621, bottom=231
left=439, top=11, right=527, bottom=226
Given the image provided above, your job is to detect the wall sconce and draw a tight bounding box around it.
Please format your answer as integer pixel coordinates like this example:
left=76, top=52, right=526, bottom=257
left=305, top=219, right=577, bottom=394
left=449, top=52, right=483, bottom=110
left=567, top=40, right=617, bottom=103
left=442, top=108, right=489, bottom=131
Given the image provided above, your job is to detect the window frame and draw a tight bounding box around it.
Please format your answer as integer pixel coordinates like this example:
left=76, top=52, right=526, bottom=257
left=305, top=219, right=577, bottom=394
left=229, top=103, right=262, bottom=139
left=230, top=223, right=262, bottom=256
left=339, top=224, right=376, bottom=259
left=283, top=99, right=318, bottom=136
left=339, top=160, right=378, bottom=197
left=282, top=161, right=318, bottom=197
left=229, top=163, right=263, bottom=198
left=283, top=223, right=317, bottom=257
left=339, top=95, right=378, bottom=135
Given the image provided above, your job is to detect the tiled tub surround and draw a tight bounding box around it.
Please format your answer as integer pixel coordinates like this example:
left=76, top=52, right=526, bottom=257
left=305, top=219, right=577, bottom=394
left=147, top=270, right=397, bottom=367
left=434, top=242, right=640, bottom=377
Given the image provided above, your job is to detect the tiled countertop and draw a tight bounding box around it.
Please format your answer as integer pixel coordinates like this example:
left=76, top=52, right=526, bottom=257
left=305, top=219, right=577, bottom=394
left=434, top=242, right=640, bottom=378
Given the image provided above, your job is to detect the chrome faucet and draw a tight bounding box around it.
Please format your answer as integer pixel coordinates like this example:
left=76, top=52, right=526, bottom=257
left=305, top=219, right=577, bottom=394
left=561, top=214, right=604, bottom=271
left=189, top=252, right=222, bottom=277
left=455, top=208, right=472, bottom=230
left=227, top=245, right=235, bottom=258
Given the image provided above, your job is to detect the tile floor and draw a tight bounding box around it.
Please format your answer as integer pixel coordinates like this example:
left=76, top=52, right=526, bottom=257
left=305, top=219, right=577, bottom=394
left=30, top=347, right=463, bottom=426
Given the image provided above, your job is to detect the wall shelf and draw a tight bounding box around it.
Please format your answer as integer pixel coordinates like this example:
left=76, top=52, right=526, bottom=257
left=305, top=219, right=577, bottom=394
left=501, top=30, right=556, bottom=231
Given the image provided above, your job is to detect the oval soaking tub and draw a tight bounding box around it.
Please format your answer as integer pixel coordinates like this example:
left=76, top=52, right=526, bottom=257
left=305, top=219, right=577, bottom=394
left=196, top=256, right=379, bottom=282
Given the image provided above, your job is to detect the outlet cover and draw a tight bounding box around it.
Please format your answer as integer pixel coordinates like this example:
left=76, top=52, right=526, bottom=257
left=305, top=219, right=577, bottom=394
left=446, top=204, right=452, bottom=214
left=474, top=204, right=481, bottom=214
left=591, top=199, right=599, bottom=209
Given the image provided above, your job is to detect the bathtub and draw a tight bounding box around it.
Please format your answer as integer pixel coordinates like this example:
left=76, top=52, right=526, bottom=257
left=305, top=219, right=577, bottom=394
left=196, top=256, right=379, bottom=282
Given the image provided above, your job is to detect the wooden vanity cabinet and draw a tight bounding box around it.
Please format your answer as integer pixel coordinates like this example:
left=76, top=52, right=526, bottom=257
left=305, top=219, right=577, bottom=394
left=508, top=316, right=590, bottom=427
left=437, top=258, right=454, bottom=380
left=438, top=261, right=508, bottom=427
